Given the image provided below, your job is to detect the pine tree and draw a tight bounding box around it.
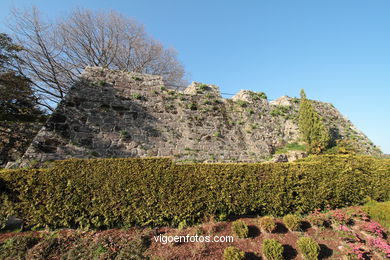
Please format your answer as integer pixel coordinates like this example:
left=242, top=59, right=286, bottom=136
left=298, top=89, right=330, bottom=154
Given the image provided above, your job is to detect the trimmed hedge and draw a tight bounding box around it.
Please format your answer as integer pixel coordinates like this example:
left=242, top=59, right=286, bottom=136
left=0, top=155, right=389, bottom=229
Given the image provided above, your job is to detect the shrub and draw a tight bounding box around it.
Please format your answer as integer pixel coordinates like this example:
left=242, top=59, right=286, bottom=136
left=178, top=220, right=187, bottom=230
left=262, top=239, right=283, bottom=260
left=231, top=220, right=249, bottom=238
left=331, top=209, right=351, bottom=225
left=297, top=237, right=320, bottom=260
left=223, top=246, right=245, bottom=260
left=0, top=236, right=40, bottom=259
left=306, top=209, right=327, bottom=228
left=275, top=143, right=306, bottom=154
left=198, top=84, right=209, bottom=91
left=213, top=131, right=222, bottom=138
left=236, top=100, right=248, bottom=108
left=362, top=200, right=390, bottom=230
left=132, top=93, right=143, bottom=100
left=187, top=103, right=197, bottom=110
left=283, top=214, right=301, bottom=231
left=259, top=216, right=276, bottom=233
left=368, top=238, right=390, bottom=258
left=361, top=221, right=386, bottom=238
left=0, top=155, right=389, bottom=229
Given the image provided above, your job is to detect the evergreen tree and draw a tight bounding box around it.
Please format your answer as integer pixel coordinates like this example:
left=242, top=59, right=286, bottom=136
left=0, top=33, right=44, bottom=122
left=298, top=89, right=330, bottom=154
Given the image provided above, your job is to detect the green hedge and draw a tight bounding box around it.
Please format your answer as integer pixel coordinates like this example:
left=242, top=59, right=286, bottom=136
left=0, top=155, right=389, bottom=229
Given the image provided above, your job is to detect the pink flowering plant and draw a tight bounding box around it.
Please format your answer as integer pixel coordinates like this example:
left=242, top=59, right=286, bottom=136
left=331, top=209, right=352, bottom=225
left=368, top=238, right=390, bottom=258
left=346, top=242, right=368, bottom=260
left=362, top=221, right=386, bottom=238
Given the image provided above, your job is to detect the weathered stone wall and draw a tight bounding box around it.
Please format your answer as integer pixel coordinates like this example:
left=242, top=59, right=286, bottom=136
left=14, top=67, right=381, bottom=167
left=0, top=121, right=43, bottom=168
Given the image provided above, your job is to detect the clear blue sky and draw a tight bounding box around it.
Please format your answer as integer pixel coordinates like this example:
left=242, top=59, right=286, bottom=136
left=1, top=0, right=389, bottom=153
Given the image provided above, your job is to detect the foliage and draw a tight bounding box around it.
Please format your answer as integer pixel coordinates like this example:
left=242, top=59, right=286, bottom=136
left=248, top=91, right=267, bottom=100
left=259, top=216, right=276, bottom=233
left=330, top=209, right=352, bottom=225
left=297, top=237, right=320, bottom=260
left=283, top=214, right=301, bottom=231
left=0, top=236, right=40, bottom=259
left=368, top=238, right=390, bottom=258
left=198, top=84, right=209, bottom=91
left=0, top=33, right=45, bottom=122
left=262, top=239, right=284, bottom=260
left=8, top=8, right=186, bottom=110
left=298, top=89, right=330, bottom=154
left=0, top=33, right=22, bottom=70
left=223, top=246, right=246, bottom=260
left=0, top=155, right=389, bottom=229
left=235, top=100, right=248, bottom=108
left=323, top=138, right=361, bottom=155
left=187, top=103, right=197, bottom=110
left=270, top=105, right=290, bottom=117
left=361, top=200, right=390, bottom=230
left=275, top=143, right=306, bottom=154
left=132, top=93, right=143, bottom=100
left=306, top=209, right=328, bottom=227
left=231, top=220, right=249, bottom=238
left=361, top=221, right=386, bottom=238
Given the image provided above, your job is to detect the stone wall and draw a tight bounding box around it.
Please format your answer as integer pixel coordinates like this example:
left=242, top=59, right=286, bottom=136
left=13, top=67, right=381, bottom=167
left=0, top=121, right=43, bottom=168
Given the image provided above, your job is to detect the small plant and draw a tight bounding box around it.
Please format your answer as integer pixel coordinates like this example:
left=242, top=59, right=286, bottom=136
left=361, top=221, right=386, bottom=238
left=213, top=131, right=222, bottom=138
left=0, top=236, right=40, bottom=259
left=275, top=142, right=306, bottom=154
left=195, top=226, right=205, bottom=235
left=160, top=86, right=166, bottom=91
left=119, top=130, right=131, bottom=140
left=262, top=239, right=283, bottom=260
left=231, top=220, right=249, bottom=238
left=223, top=246, right=245, bottom=260
left=248, top=91, right=267, bottom=100
left=297, top=237, right=320, bottom=260
left=283, top=214, right=301, bottom=231
left=178, top=220, right=187, bottom=230
left=198, top=84, right=209, bottom=91
left=345, top=243, right=367, bottom=260
left=132, top=93, right=143, bottom=100
left=368, top=238, right=390, bottom=258
left=217, top=213, right=228, bottom=221
left=131, top=76, right=142, bottom=81
left=187, top=103, right=197, bottom=110
left=259, top=216, right=276, bottom=233
left=306, top=209, right=327, bottom=227
left=236, top=100, right=248, bottom=108
left=331, top=209, right=352, bottom=225
left=93, top=80, right=106, bottom=86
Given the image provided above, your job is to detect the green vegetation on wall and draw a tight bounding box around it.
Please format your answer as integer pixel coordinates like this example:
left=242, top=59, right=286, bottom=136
left=0, top=155, right=389, bottom=230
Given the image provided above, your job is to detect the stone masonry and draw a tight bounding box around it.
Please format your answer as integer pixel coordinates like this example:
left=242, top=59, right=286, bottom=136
left=12, top=67, right=381, bottom=167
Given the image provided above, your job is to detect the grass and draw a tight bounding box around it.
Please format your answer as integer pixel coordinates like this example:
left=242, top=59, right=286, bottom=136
left=275, top=142, right=306, bottom=154
left=361, top=200, right=390, bottom=230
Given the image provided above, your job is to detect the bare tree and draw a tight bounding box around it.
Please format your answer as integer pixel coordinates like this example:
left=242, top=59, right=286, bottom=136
left=8, top=7, right=187, bottom=110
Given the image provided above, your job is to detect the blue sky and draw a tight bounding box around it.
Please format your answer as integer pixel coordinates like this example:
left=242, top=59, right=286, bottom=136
left=1, top=0, right=389, bottom=153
